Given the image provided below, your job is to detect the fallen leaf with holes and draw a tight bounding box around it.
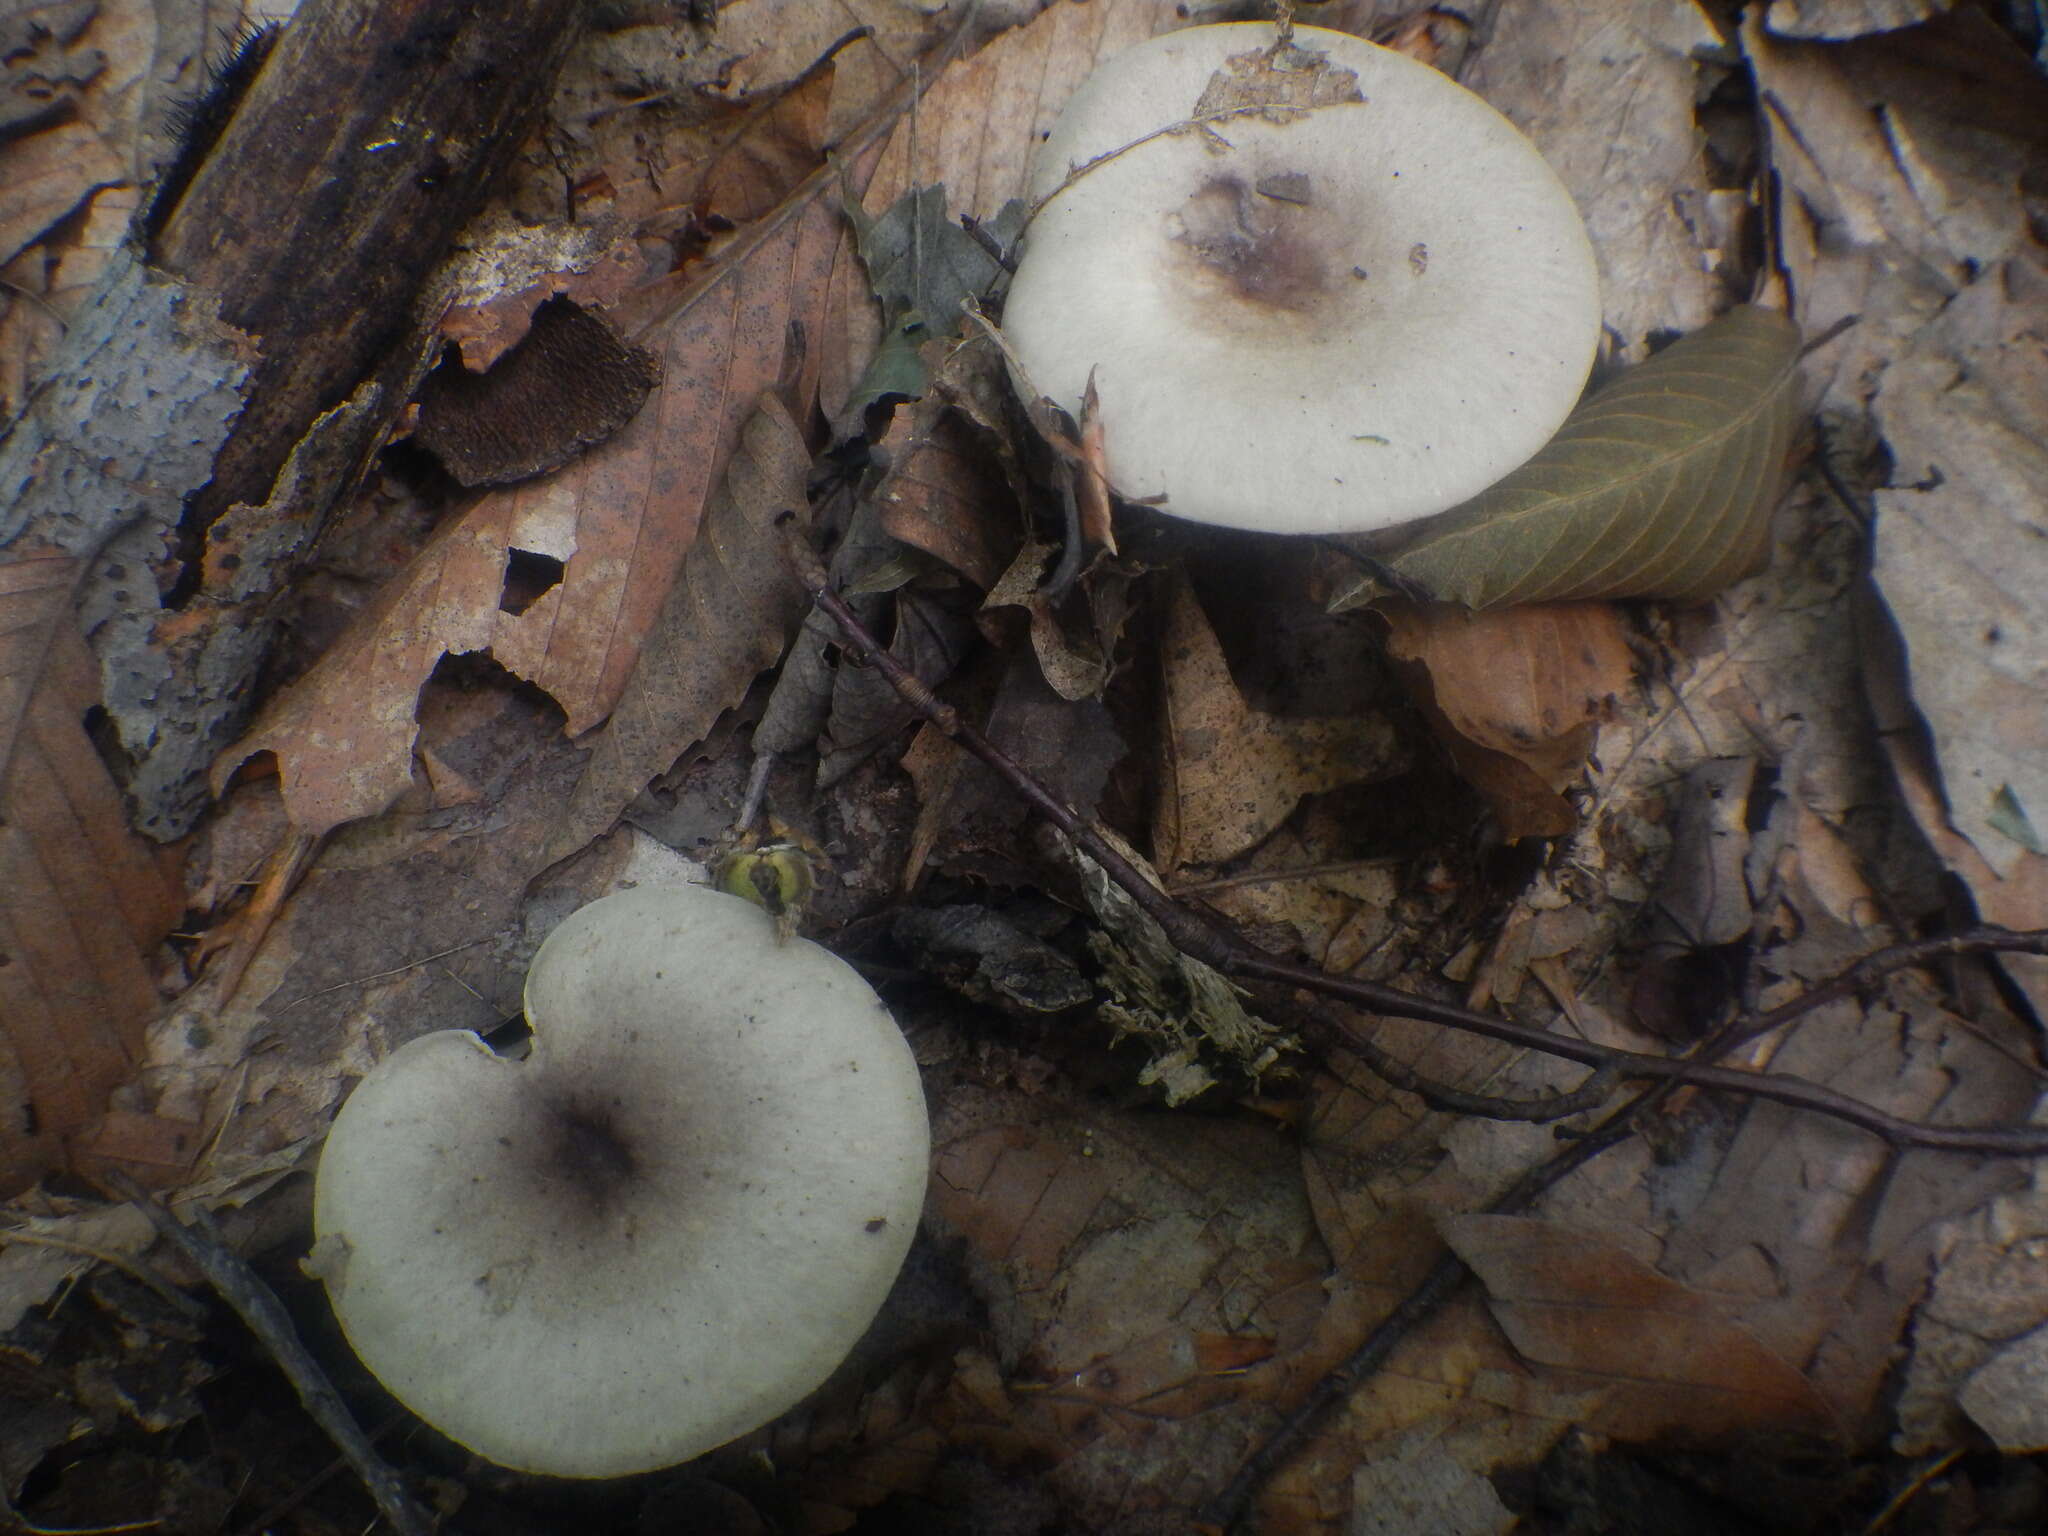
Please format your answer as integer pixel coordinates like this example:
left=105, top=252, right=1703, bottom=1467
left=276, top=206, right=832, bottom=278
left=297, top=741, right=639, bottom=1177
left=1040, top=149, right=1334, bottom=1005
left=1333, top=305, right=1801, bottom=612
left=1380, top=599, right=1635, bottom=840
left=216, top=180, right=846, bottom=837
left=1153, top=575, right=1401, bottom=871
left=0, top=552, right=183, bottom=1196
left=1442, top=1214, right=1841, bottom=1442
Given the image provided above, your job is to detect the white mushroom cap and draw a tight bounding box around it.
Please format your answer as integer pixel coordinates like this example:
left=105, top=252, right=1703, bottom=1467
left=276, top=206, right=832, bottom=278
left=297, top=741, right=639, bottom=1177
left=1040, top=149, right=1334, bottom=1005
left=309, top=885, right=929, bottom=1479
left=1002, top=23, right=1602, bottom=536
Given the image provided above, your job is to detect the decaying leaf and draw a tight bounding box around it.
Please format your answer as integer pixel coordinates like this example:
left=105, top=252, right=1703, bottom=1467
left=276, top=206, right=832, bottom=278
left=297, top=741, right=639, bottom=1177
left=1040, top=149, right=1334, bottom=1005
left=921, top=1104, right=1328, bottom=1524
left=1765, top=0, right=1957, bottom=40
left=1629, top=756, right=1761, bottom=1039
left=820, top=584, right=979, bottom=787
left=845, top=182, right=1023, bottom=334
left=896, top=654, right=1125, bottom=891
left=1869, top=263, right=2048, bottom=880
left=892, top=903, right=1094, bottom=1014
left=981, top=542, right=1115, bottom=703
left=0, top=552, right=183, bottom=1196
left=1896, top=1184, right=2048, bottom=1453
left=1333, top=306, right=1801, bottom=612
left=544, top=395, right=813, bottom=869
left=1156, top=574, right=1404, bottom=868
left=1442, top=1214, right=1841, bottom=1442
left=1378, top=599, right=1635, bottom=841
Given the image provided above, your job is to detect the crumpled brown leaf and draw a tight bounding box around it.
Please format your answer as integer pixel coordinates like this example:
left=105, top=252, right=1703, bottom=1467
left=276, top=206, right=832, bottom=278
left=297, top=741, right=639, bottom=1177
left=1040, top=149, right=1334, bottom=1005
left=1379, top=599, right=1635, bottom=841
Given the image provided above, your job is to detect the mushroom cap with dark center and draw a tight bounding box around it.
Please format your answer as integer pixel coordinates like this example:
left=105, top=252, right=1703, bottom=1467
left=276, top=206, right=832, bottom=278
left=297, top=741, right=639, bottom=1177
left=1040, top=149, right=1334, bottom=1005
left=309, top=885, right=930, bottom=1479
left=1003, top=23, right=1602, bottom=536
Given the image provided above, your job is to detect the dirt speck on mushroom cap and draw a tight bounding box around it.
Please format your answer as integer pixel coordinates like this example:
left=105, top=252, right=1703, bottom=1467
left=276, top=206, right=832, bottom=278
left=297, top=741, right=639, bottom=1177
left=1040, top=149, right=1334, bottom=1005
left=1003, top=23, right=1602, bottom=536
left=310, top=884, right=930, bottom=1479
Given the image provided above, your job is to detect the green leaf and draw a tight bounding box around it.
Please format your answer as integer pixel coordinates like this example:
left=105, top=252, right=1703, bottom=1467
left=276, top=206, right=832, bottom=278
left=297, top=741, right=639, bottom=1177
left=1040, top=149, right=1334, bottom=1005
left=1331, top=305, right=1801, bottom=611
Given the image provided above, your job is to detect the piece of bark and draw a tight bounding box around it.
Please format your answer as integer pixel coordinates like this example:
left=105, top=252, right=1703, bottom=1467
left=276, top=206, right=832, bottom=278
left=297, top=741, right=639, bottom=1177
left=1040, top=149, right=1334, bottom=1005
left=413, top=296, right=661, bottom=487
left=0, top=0, right=586, bottom=838
left=149, top=0, right=586, bottom=525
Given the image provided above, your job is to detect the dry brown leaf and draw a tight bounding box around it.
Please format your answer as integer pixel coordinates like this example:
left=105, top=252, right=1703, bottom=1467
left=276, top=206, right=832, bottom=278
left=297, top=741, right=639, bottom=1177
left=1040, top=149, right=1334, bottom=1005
left=695, top=65, right=839, bottom=227
left=1766, top=0, right=1956, bottom=38
left=0, top=551, right=182, bottom=1196
left=0, top=120, right=124, bottom=273
left=435, top=236, right=654, bottom=373
left=711, top=0, right=936, bottom=140
left=218, top=189, right=847, bottom=836
left=1463, top=0, right=1723, bottom=359
left=1441, top=1214, right=1842, bottom=1442
left=979, top=542, right=1115, bottom=704
left=1869, top=264, right=2048, bottom=880
left=1155, top=574, right=1403, bottom=871
left=1380, top=600, right=1635, bottom=841
left=872, top=357, right=1022, bottom=590
left=545, top=394, right=812, bottom=869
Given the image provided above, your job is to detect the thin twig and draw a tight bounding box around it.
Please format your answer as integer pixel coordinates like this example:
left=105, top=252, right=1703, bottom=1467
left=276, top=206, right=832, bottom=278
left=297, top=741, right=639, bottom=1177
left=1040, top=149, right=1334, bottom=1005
left=105, top=1176, right=435, bottom=1536
left=1331, top=1022, right=1621, bottom=1123
left=778, top=513, right=2048, bottom=1155
left=1726, top=926, right=2047, bottom=1047
left=958, top=213, right=1017, bottom=273
left=271, top=938, right=488, bottom=1015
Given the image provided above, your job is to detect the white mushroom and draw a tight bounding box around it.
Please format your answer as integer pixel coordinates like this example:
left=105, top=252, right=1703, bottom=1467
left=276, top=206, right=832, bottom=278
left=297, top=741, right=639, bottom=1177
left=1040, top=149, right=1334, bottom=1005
left=1002, top=22, right=1602, bottom=536
left=308, top=885, right=930, bottom=1479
